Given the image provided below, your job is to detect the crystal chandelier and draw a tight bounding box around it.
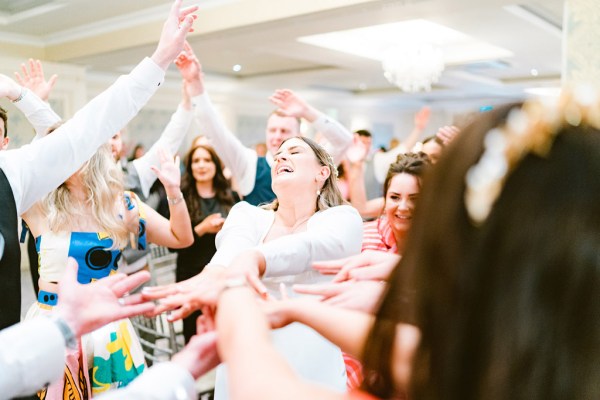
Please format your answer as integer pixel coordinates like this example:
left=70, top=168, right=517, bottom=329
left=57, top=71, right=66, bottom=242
left=382, top=43, right=445, bottom=92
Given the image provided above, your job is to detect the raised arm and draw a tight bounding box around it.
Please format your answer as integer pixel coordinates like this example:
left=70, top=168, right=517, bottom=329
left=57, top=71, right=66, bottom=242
left=0, top=0, right=197, bottom=215
left=0, top=73, right=61, bottom=139
left=373, top=106, right=430, bottom=183
left=270, top=89, right=352, bottom=165
left=178, top=42, right=257, bottom=196
left=132, top=81, right=194, bottom=198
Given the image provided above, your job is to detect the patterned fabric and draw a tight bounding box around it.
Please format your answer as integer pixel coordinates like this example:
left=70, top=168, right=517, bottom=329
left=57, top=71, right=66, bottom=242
left=345, top=217, right=399, bottom=390
left=27, top=191, right=147, bottom=399
left=361, top=218, right=398, bottom=253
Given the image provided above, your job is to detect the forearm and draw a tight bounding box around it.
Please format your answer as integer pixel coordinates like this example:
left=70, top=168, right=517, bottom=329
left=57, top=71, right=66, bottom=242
left=12, top=88, right=62, bottom=139
left=348, top=161, right=369, bottom=215
left=312, top=112, right=353, bottom=165
left=287, top=300, right=374, bottom=359
left=192, top=93, right=257, bottom=195
left=6, top=57, right=164, bottom=215
left=217, top=288, right=341, bottom=400
left=164, top=193, right=194, bottom=248
left=133, top=103, right=193, bottom=198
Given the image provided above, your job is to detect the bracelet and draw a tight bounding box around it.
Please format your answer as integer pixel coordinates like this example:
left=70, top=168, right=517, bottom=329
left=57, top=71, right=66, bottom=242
left=51, top=316, right=77, bottom=350
left=11, top=87, right=27, bottom=103
left=167, top=192, right=184, bottom=206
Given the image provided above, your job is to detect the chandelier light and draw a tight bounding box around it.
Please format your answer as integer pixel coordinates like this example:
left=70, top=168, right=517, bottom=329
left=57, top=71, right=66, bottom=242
left=382, top=43, right=445, bottom=92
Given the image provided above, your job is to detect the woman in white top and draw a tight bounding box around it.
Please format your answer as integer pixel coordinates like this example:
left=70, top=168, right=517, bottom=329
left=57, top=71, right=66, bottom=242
left=146, top=136, right=363, bottom=398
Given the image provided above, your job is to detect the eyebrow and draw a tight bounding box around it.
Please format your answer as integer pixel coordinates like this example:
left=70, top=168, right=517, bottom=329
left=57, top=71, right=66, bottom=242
left=275, top=145, right=304, bottom=157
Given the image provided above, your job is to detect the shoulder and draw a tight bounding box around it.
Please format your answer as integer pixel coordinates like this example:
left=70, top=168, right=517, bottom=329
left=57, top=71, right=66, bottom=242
left=228, top=201, right=271, bottom=220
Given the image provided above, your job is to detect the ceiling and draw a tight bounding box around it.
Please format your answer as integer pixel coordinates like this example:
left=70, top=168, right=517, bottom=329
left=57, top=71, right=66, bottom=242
left=0, top=0, right=565, bottom=111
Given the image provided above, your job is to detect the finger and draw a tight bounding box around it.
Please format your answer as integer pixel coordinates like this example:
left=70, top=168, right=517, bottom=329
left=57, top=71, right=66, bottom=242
left=349, top=265, right=391, bottom=282
left=174, top=155, right=180, bottom=167
left=111, top=270, right=151, bottom=297
left=96, top=271, right=128, bottom=287
left=167, top=303, right=194, bottom=322
left=48, top=74, right=58, bottom=89
left=33, top=59, right=42, bottom=77
left=332, top=270, right=351, bottom=283
left=141, top=284, right=180, bottom=300
left=116, top=302, right=156, bottom=320
left=20, top=63, right=29, bottom=80
left=150, top=166, right=160, bottom=177
left=62, top=257, right=80, bottom=285
left=292, top=283, right=337, bottom=298
left=279, top=283, right=289, bottom=300
left=246, top=273, right=268, bottom=299
left=13, top=72, right=24, bottom=85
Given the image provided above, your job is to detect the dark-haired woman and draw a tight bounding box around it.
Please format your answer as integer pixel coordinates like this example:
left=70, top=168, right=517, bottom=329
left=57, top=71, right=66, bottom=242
left=175, top=144, right=238, bottom=343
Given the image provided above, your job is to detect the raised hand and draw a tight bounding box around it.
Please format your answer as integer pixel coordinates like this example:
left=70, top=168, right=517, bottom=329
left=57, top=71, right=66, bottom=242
left=14, top=59, right=58, bottom=102
left=293, top=280, right=386, bottom=314
left=345, top=135, right=371, bottom=165
left=176, top=42, right=205, bottom=97
left=55, top=258, right=154, bottom=337
left=150, top=147, right=181, bottom=194
left=414, top=106, right=431, bottom=131
left=151, top=0, right=198, bottom=71
left=436, top=125, right=460, bottom=145
left=269, top=89, right=318, bottom=121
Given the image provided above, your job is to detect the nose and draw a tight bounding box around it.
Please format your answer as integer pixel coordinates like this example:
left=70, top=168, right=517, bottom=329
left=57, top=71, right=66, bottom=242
left=274, top=153, right=289, bottom=163
left=398, top=197, right=410, bottom=210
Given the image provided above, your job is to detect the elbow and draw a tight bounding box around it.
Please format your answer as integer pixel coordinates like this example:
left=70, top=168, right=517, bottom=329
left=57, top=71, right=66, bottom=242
left=170, top=230, right=194, bottom=249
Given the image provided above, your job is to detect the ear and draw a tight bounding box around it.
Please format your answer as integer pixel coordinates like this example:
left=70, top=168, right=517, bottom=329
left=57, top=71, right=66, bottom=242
left=0, top=136, right=9, bottom=150
left=315, top=165, right=331, bottom=186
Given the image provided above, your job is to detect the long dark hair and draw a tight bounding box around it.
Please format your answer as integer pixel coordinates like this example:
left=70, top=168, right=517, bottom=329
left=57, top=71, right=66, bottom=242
left=382, top=152, right=430, bottom=199
left=362, top=103, right=600, bottom=399
left=181, top=145, right=235, bottom=225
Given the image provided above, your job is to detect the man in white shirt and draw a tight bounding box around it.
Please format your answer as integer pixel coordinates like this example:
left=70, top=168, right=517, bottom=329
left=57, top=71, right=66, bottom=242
left=0, top=0, right=196, bottom=330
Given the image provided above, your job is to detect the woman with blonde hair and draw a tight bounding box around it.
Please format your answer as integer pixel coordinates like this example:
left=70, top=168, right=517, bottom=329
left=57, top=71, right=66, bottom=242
left=145, top=136, right=363, bottom=398
left=22, top=143, right=193, bottom=398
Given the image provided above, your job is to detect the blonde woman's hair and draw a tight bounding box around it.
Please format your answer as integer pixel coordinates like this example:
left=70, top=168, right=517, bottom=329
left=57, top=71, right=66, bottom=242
left=42, top=144, right=129, bottom=248
left=262, top=136, right=346, bottom=212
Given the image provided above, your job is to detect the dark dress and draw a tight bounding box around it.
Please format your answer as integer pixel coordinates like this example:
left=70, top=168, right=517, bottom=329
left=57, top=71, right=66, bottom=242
left=175, top=195, right=236, bottom=343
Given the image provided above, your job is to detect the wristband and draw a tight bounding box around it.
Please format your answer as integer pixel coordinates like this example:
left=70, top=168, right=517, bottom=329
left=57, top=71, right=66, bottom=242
left=11, top=87, right=27, bottom=103
left=52, top=316, right=77, bottom=350
left=167, top=192, right=184, bottom=205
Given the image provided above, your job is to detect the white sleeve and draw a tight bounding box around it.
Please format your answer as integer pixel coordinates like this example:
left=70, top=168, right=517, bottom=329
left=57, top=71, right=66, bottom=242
left=12, top=89, right=62, bottom=139
left=209, top=202, right=265, bottom=267
left=191, top=93, right=257, bottom=196
left=0, top=57, right=165, bottom=215
left=132, top=103, right=194, bottom=198
left=312, top=112, right=353, bottom=166
left=0, top=318, right=65, bottom=400
left=372, top=145, right=407, bottom=184
left=259, top=205, right=363, bottom=277
left=97, top=362, right=195, bottom=400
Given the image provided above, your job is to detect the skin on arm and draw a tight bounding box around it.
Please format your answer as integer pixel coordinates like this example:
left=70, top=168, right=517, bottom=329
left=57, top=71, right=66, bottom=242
left=143, top=148, right=193, bottom=248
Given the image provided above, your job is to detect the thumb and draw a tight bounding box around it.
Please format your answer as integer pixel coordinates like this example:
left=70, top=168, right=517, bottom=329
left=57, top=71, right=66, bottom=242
left=63, top=257, right=80, bottom=284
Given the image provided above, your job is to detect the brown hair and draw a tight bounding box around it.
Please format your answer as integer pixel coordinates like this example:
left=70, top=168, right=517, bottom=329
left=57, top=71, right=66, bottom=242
left=362, top=102, right=600, bottom=400
left=0, top=106, right=7, bottom=138
left=181, top=144, right=236, bottom=225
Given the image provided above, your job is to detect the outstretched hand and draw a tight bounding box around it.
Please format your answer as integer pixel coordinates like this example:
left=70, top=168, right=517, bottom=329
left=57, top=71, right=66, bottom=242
left=14, top=59, right=58, bottom=102
left=293, top=280, right=386, bottom=314
left=151, top=0, right=198, bottom=71
left=150, top=147, right=181, bottom=194
left=56, top=258, right=154, bottom=338
left=312, top=250, right=400, bottom=282
left=345, top=135, right=371, bottom=165
left=414, top=106, right=431, bottom=131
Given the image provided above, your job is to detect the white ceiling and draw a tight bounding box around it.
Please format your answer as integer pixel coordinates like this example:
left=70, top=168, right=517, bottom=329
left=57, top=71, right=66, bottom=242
left=0, top=0, right=565, bottom=111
